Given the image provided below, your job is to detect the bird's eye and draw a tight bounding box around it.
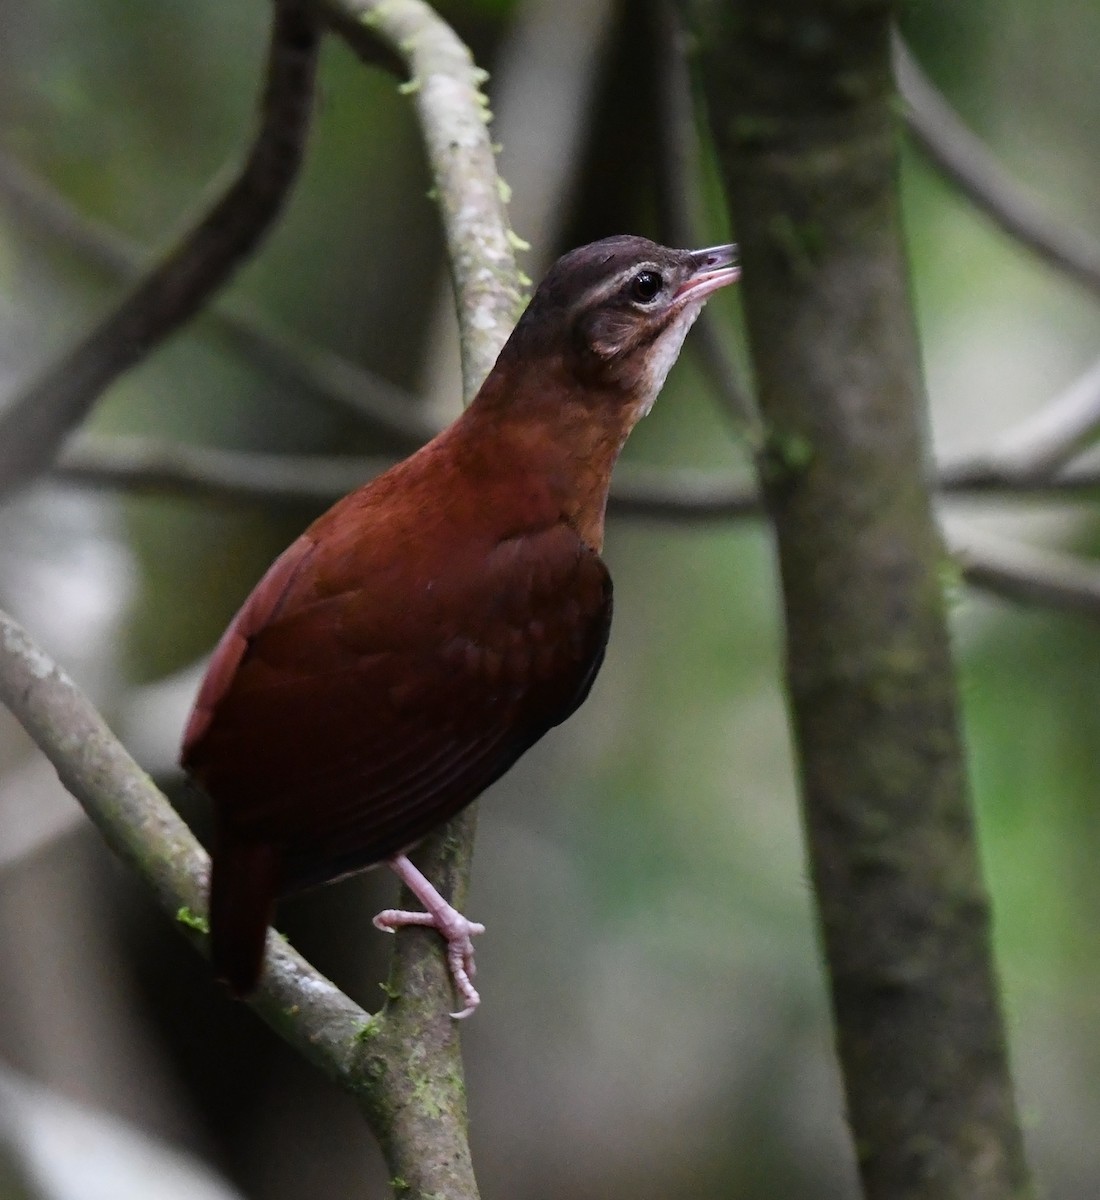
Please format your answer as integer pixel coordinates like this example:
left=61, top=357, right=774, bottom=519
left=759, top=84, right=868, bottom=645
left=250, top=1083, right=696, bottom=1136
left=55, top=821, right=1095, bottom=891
left=629, top=270, right=663, bottom=304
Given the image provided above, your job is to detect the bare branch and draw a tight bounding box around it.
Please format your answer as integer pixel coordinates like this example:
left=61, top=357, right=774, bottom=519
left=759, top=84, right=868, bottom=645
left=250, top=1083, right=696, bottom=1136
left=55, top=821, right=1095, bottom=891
left=0, top=0, right=321, bottom=499
left=52, top=433, right=764, bottom=518
left=652, top=0, right=758, bottom=440
left=937, top=458, right=1100, bottom=501
left=0, top=151, right=140, bottom=280
left=0, top=609, right=370, bottom=1059
left=955, top=530, right=1100, bottom=620
left=955, top=354, right=1100, bottom=481
left=895, top=35, right=1100, bottom=300
left=0, top=150, right=435, bottom=445
left=47, top=429, right=1100, bottom=521
left=54, top=434, right=387, bottom=506
left=283, top=2, right=524, bottom=1194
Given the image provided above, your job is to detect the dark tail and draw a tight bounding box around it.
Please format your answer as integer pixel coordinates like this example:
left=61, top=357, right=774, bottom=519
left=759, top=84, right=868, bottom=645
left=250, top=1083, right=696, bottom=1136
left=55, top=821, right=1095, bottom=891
left=209, top=831, right=281, bottom=996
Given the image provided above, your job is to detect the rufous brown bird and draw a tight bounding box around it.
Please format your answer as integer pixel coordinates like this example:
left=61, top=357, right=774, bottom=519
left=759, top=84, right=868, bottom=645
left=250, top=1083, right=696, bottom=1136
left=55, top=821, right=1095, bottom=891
left=181, top=235, right=739, bottom=1016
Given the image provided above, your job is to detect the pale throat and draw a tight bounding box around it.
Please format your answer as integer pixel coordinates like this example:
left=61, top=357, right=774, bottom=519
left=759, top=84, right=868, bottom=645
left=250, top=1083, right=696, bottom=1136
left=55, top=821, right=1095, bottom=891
left=631, top=300, right=704, bottom=421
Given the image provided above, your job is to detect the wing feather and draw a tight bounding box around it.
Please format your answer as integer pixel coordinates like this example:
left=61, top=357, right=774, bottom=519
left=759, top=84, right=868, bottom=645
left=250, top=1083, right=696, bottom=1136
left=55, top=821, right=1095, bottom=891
left=181, top=535, right=317, bottom=762
left=184, top=520, right=612, bottom=894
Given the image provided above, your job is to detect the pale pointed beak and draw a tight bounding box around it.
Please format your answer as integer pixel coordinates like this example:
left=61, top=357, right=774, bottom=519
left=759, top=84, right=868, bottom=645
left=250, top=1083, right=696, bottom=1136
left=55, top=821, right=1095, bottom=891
left=675, top=243, right=740, bottom=302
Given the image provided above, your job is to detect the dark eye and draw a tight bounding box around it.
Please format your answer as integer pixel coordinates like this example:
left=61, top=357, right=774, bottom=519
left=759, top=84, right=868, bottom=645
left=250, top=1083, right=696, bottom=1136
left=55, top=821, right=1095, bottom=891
left=630, top=270, right=663, bottom=304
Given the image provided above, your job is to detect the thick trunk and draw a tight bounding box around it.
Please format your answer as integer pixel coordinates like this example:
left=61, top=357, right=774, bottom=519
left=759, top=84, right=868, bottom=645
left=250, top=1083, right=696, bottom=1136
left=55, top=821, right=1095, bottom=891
left=683, top=3, right=1032, bottom=1196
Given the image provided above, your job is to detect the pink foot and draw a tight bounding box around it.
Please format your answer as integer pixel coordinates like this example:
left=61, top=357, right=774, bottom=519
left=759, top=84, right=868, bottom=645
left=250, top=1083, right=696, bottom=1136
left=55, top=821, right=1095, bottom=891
left=373, top=854, right=486, bottom=1019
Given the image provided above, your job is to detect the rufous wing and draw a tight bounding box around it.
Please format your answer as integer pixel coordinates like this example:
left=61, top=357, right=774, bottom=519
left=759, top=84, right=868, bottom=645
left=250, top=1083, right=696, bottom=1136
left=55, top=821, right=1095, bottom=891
left=181, top=533, right=317, bottom=764
left=183, top=517, right=612, bottom=992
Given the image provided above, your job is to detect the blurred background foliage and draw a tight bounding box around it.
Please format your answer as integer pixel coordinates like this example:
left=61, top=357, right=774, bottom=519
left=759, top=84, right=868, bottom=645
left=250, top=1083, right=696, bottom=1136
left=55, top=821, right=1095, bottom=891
left=1, top=0, right=1099, bottom=1197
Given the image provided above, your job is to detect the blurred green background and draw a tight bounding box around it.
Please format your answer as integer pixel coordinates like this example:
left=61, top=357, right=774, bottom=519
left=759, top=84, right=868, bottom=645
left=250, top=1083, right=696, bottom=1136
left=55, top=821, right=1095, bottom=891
left=2, top=1, right=1100, bottom=1197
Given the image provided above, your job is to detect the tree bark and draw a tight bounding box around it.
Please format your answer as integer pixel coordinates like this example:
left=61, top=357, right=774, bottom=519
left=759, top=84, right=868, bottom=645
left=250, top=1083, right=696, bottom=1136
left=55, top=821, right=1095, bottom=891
left=682, top=3, right=1032, bottom=1197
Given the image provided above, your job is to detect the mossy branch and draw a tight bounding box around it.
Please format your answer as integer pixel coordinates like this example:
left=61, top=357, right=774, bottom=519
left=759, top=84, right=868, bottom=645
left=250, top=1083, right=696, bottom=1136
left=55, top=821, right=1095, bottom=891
left=0, top=611, right=370, bottom=1095
left=310, top=3, right=525, bottom=1195
left=1, top=562, right=485, bottom=1200
left=322, top=0, right=525, bottom=395
left=0, top=0, right=523, bottom=1196
left=0, top=597, right=486, bottom=1199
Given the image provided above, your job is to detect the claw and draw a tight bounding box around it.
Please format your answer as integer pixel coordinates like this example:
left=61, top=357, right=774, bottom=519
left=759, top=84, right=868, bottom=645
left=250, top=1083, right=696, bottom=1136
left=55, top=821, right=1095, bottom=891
left=377, top=856, right=486, bottom=1018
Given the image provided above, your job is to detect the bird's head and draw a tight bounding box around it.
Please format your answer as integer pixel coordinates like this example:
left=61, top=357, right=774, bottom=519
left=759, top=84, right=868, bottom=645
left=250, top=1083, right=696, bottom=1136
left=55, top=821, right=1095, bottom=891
left=496, top=235, right=739, bottom=417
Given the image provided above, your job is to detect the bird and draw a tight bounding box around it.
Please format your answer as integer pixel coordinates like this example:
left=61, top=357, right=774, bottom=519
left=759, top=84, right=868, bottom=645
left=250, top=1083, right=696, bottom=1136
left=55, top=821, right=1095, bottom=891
left=180, top=234, right=739, bottom=1016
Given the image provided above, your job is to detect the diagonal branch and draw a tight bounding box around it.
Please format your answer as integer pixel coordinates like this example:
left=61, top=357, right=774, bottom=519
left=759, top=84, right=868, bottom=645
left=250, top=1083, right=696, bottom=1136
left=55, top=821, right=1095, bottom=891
left=0, top=608, right=370, bottom=1093
left=895, top=35, right=1100, bottom=300
left=952, top=353, right=1100, bottom=480
left=0, top=151, right=434, bottom=445
left=0, top=151, right=140, bottom=281
left=956, top=530, right=1100, bottom=620
left=0, top=603, right=493, bottom=1187
left=0, top=0, right=321, bottom=500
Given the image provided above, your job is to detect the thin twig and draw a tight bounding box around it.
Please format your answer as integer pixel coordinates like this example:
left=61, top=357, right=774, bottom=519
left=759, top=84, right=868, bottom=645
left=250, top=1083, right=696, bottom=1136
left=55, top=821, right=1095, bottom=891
left=956, top=354, right=1100, bottom=480
left=955, top=530, right=1100, bottom=619
left=48, top=431, right=1100, bottom=517
left=0, top=150, right=434, bottom=445
left=0, top=0, right=321, bottom=499
left=54, top=434, right=389, bottom=505
left=652, top=0, right=757, bottom=440
left=0, top=152, right=139, bottom=280
left=895, top=35, right=1100, bottom=300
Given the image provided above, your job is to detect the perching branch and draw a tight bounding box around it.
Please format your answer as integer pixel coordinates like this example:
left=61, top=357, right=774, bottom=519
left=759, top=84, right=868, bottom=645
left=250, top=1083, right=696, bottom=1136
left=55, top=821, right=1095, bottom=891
left=896, top=35, right=1100, bottom=301
left=0, top=1, right=519, bottom=1196
left=0, top=0, right=320, bottom=500
left=282, top=1, right=522, bottom=1195
left=0, top=606, right=482, bottom=1166
left=0, top=610, right=369, bottom=1085
left=685, top=2, right=1032, bottom=1197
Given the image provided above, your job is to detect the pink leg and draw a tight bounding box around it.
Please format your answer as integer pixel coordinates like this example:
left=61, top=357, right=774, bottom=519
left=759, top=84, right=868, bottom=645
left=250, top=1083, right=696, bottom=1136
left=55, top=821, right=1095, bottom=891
left=373, top=854, right=485, bottom=1019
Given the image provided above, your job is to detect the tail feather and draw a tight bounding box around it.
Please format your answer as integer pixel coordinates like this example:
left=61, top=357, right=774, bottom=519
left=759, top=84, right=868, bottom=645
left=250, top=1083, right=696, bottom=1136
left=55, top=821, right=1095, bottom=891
left=210, top=833, right=281, bottom=996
